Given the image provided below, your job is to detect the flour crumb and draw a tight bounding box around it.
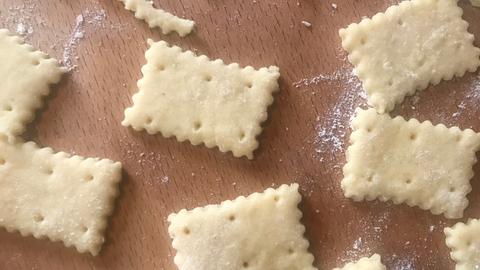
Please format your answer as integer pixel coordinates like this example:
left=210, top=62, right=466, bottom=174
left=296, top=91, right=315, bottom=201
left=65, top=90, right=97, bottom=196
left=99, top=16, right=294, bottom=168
left=161, top=176, right=169, bottom=183
left=301, top=20, right=312, bottom=28
left=332, top=3, right=338, bottom=9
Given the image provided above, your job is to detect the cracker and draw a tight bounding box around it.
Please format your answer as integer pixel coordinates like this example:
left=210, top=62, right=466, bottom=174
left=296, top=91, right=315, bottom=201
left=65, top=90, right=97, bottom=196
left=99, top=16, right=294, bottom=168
left=342, top=108, right=480, bottom=219
left=122, top=40, right=280, bottom=159
left=333, top=254, right=385, bottom=270
left=471, top=0, right=480, bottom=7
left=445, top=219, right=480, bottom=269
left=0, top=136, right=122, bottom=256
left=0, top=29, right=65, bottom=138
left=119, top=0, right=194, bottom=36
left=339, top=0, right=480, bottom=113
left=167, top=183, right=317, bottom=270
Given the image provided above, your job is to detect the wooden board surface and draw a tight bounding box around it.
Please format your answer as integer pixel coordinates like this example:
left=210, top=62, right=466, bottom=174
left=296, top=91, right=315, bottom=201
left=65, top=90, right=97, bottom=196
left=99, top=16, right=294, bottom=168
left=0, top=0, right=479, bottom=269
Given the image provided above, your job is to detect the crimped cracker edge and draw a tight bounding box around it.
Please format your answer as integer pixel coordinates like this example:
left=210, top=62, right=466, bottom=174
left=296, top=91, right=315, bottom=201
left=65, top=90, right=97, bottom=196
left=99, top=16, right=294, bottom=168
left=0, top=136, right=122, bottom=256
left=122, top=39, right=281, bottom=160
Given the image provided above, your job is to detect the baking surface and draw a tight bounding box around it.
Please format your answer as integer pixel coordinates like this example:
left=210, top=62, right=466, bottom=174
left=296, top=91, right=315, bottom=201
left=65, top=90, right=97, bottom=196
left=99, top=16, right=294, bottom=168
left=0, top=0, right=479, bottom=269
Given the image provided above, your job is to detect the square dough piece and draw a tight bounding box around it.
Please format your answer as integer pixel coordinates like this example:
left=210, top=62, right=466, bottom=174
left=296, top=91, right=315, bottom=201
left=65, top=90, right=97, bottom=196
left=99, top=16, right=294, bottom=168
left=167, top=183, right=317, bottom=270
left=333, top=254, right=386, bottom=270
left=0, top=137, right=122, bottom=255
left=0, top=29, right=65, bottom=138
left=445, top=219, right=480, bottom=270
left=119, top=0, right=194, bottom=36
left=122, top=40, right=280, bottom=159
left=339, top=0, right=480, bottom=113
left=342, top=108, right=480, bottom=219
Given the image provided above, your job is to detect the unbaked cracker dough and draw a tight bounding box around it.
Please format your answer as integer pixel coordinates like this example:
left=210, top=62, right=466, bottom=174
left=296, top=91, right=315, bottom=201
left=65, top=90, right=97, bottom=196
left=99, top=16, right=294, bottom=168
left=122, top=40, right=280, bottom=159
left=168, top=184, right=317, bottom=270
left=0, top=136, right=122, bottom=255
left=0, top=29, right=65, bottom=138
left=333, top=254, right=386, bottom=270
left=119, top=0, right=194, bottom=36
left=339, top=0, right=480, bottom=113
left=445, top=219, right=480, bottom=270
left=342, top=108, right=480, bottom=219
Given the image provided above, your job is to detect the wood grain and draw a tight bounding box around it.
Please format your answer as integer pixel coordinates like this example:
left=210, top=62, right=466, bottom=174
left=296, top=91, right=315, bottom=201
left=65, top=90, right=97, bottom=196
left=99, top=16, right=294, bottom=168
left=0, top=0, right=479, bottom=269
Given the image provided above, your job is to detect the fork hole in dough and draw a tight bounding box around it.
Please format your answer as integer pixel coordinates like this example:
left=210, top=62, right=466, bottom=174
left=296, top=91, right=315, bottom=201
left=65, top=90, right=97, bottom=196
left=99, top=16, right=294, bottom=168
left=367, top=176, right=373, bottom=182
left=409, top=133, right=417, bottom=140
left=204, top=75, right=213, bottom=82
left=288, top=248, right=294, bottom=254
left=273, top=195, right=280, bottom=202
left=183, top=227, right=190, bottom=235
left=239, top=131, right=246, bottom=141
left=81, top=225, right=89, bottom=233
left=34, top=214, right=44, bottom=223
left=406, top=179, right=412, bottom=184
left=45, top=167, right=54, bottom=175
left=85, top=174, right=94, bottom=182
left=193, top=121, right=202, bottom=131
left=4, top=104, right=12, bottom=112
left=246, top=82, right=253, bottom=89
left=228, top=214, right=235, bottom=221
left=397, top=19, right=404, bottom=26
left=450, top=187, right=456, bottom=192
left=388, top=79, right=394, bottom=86
left=32, top=59, right=40, bottom=66
left=242, top=262, right=249, bottom=268
left=145, top=117, right=153, bottom=125
left=360, top=37, right=367, bottom=45
left=0, top=158, right=5, bottom=165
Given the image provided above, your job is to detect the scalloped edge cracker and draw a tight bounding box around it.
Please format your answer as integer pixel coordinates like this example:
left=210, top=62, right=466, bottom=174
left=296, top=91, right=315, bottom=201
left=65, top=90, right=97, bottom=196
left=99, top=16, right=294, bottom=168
left=471, top=0, right=480, bottom=7
left=0, top=29, right=66, bottom=138
left=122, top=40, right=280, bottom=159
left=118, top=0, right=194, bottom=36
left=333, top=254, right=386, bottom=270
left=0, top=137, right=122, bottom=256
left=445, top=219, right=480, bottom=270
left=167, top=183, right=317, bottom=270
left=339, top=0, right=480, bottom=113
left=342, top=108, right=480, bottom=219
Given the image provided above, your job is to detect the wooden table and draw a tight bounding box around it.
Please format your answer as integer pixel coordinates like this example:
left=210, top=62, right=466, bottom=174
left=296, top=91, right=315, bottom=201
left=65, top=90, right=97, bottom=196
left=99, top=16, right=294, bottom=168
left=0, top=0, right=479, bottom=269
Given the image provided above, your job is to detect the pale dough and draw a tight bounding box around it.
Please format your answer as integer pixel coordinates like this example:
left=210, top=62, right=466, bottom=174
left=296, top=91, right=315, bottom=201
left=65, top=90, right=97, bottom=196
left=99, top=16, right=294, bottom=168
left=0, top=29, right=65, bottom=139
left=342, top=108, right=480, bottom=219
left=122, top=40, right=280, bottom=159
left=0, top=136, right=122, bottom=255
left=119, top=0, right=194, bottom=36
left=445, top=219, right=480, bottom=270
left=333, top=254, right=386, bottom=270
left=339, top=0, right=480, bottom=113
left=167, top=183, right=317, bottom=270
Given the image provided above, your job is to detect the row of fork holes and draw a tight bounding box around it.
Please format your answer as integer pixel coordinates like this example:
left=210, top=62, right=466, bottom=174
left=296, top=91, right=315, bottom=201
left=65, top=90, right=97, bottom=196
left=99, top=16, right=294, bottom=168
left=366, top=127, right=463, bottom=143
left=366, top=176, right=456, bottom=192
left=144, top=118, right=247, bottom=142
left=181, top=195, right=282, bottom=235
left=155, top=64, right=254, bottom=88
left=43, top=167, right=94, bottom=182
left=33, top=214, right=89, bottom=233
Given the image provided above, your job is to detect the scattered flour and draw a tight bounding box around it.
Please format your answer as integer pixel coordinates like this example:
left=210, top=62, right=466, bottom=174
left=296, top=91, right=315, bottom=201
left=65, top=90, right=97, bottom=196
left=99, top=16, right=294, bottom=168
left=62, top=9, right=106, bottom=71
left=2, top=0, right=39, bottom=38
left=294, top=67, right=366, bottom=162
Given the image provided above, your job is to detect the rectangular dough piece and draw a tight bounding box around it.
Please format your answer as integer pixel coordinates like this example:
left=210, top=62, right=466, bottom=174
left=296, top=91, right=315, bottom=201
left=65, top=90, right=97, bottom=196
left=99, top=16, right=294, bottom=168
left=167, top=184, right=317, bottom=270
left=342, top=108, right=480, bottom=219
left=122, top=40, right=280, bottom=159
left=0, top=29, right=65, bottom=138
left=0, top=137, right=122, bottom=256
left=118, top=0, right=194, bottom=36
left=339, top=0, right=480, bottom=113
left=445, top=219, right=480, bottom=270
left=333, top=254, right=386, bottom=270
